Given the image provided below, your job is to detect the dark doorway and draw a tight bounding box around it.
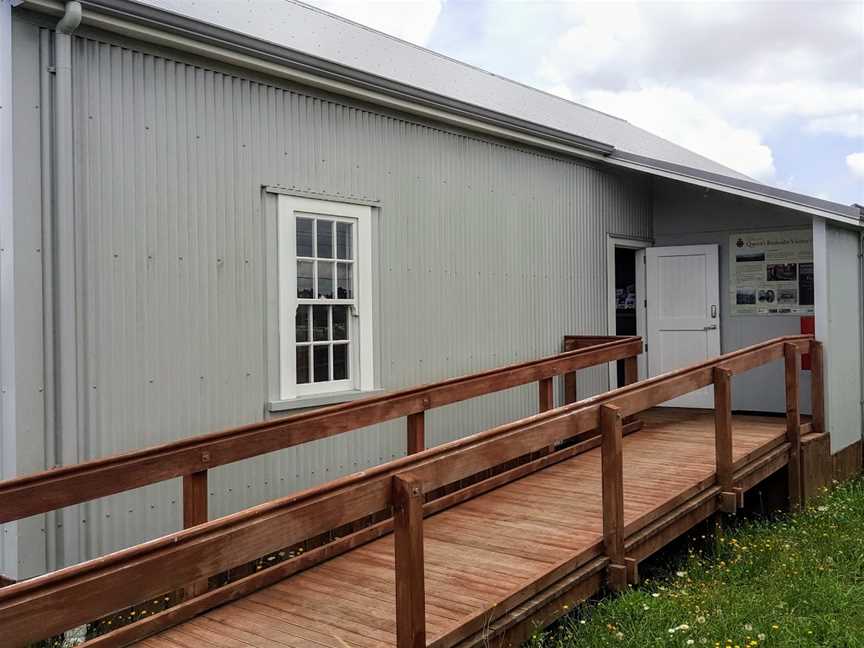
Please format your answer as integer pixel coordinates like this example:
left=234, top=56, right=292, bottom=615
left=614, top=247, right=637, bottom=387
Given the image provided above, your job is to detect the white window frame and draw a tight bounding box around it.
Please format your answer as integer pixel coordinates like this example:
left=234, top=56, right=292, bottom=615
left=278, top=195, right=374, bottom=401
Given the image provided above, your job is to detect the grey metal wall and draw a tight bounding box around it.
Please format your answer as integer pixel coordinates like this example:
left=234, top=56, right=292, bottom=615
left=653, top=179, right=813, bottom=415
left=8, top=15, right=651, bottom=577
left=3, top=12, right=51, bottom=582
left=822, top=222, right=862, bottom=453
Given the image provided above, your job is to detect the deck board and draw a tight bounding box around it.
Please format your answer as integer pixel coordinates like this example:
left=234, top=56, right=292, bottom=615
left=144, top=408, right=787, bottom=648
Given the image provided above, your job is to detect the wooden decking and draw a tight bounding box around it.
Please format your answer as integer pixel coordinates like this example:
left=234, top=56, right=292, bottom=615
left=0, top=335, right=823, bottom=648
left=142, top=408, right=788, bottom=648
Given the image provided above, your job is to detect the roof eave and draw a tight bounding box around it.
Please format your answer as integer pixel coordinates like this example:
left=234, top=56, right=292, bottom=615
left=18, top=0, right=860, bottom=228
left=18, top=0, right=616, bottom=159
left=608, top=152, right=863, bottom=228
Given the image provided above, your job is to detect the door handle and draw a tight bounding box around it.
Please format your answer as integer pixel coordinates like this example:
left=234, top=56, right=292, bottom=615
left=704, top=324, right=718, bottom=330
left=710, top=305, right=717, bottom=318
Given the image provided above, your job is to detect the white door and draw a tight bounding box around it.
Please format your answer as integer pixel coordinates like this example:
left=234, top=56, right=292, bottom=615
left=646, top=244, right=721, bottom=408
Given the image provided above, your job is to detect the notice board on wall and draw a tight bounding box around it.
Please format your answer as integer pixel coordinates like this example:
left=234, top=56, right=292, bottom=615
left=730, top=229, right=814, bottom=316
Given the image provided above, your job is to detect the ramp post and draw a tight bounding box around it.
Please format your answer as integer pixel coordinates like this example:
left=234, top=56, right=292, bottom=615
left=393, top=473, right=426, bottom=648
left=538, top=377, right=554, bottom=412
left=784, top=343, right=803, bottom=511
left=810, top=340, right=825, bottom=435
left=600, top=404, right=628, bottom=591
left=182, top=469, right=210, bottom=598
left=623, top=356, right=638, bottom=386
left=622, top=355, right=643, bottom=433
left=407, top=411, right=426, bottom=455
left=713, top=367, right=738, bottom=513
left=564, top=370, right=578, bottom=404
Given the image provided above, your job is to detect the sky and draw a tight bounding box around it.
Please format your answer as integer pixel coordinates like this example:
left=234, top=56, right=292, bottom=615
left=306, top=0, right=864, bottom=206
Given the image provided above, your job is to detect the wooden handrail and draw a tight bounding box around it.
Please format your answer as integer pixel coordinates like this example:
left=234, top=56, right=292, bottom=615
left=0, top=335, right=641, bottom=525
left=0, top=334, right=818, bottom=647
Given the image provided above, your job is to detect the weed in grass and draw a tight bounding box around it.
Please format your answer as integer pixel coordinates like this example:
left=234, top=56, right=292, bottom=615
left=527, top=478, right=864, bottom=647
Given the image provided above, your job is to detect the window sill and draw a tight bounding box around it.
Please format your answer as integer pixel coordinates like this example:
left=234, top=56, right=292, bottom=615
left=267, top=389, right=384, bottom=413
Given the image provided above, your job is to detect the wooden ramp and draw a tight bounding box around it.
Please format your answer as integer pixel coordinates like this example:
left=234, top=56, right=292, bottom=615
left=0, top=335, right=827, bottom=648
left=142, top=409, right=788, bottom=648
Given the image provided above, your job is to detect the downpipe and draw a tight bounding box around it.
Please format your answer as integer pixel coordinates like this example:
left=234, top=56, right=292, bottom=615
left=859, top=231, right=864, bottom=445
left=53, top=0, right=82, bottom=573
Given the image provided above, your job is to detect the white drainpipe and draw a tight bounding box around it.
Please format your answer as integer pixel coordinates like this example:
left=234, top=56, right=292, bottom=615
left=859, top=231, right=864, bottom=445
left=53, top=0, right=82, bottom=569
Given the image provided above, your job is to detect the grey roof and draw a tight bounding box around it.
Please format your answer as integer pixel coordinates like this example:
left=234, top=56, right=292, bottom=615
left=131, top=0, right=753, bottom=181
left=32, top=0, right=859, bottom=223
left=613, top=151, right=863, bottom=221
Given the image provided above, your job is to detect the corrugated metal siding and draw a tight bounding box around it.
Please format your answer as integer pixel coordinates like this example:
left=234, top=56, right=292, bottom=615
left=22, top=28, right=650, bottom=572
left=824, top=224, right=862, bottom=453
left=135, top=0, right=751, bottom=181
left=4, top=15, right=51, bottom=582
left=652, top=180, right=814, bottom=415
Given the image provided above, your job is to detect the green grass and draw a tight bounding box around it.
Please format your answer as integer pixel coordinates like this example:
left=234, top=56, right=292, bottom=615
left=527, top=478, right=864, bottom=648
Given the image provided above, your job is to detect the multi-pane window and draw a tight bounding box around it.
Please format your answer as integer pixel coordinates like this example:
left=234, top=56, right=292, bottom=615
left=277, top=195, right=374, bottom=402
left=294, top=215, right=355, bottom=386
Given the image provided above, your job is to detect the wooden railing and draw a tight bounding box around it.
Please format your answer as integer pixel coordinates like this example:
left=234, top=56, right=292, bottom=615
left=0, top=335, right=823, bottom=647
left=0, top=335, right=640, bottom=530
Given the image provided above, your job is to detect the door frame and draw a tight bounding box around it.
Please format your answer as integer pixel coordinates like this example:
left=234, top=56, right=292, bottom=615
left=606, top=235, right=650, bottom=389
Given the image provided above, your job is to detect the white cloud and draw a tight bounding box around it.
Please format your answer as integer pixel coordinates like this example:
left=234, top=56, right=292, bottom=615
left=530, top=1, right=862, bottom=182
left=847, top=153, right=864, bottom=178
left=711, top=81, right=864, bottom=137
left=536, top=1, right=862, bottom=95
left=301, top=0, right=862, bottom=200
left=304, top=0, right=442, bottom=46
left=537, top=3, right=644, bottom=83
left=713, top=82, right=864, bottom=119
left=578, top=86, right=775, bottom=180
left=807, top=114, right=864, bottom=139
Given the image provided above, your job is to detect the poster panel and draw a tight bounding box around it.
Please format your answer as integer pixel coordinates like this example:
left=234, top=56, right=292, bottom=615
left=730, top=229, right=814, bottom=315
